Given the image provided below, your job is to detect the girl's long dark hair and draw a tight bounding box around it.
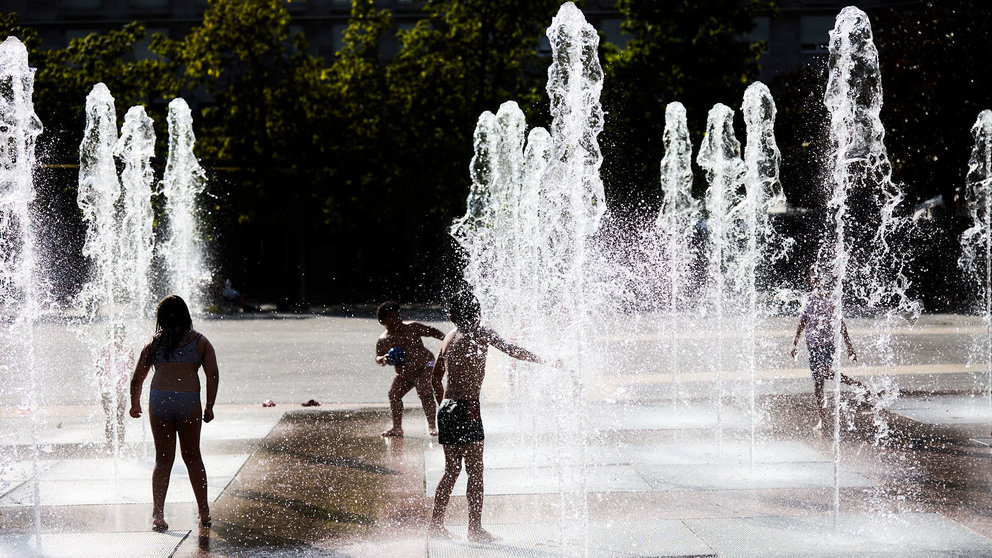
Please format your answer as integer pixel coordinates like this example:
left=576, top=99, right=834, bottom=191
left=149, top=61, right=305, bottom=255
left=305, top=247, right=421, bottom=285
left=152, top=295, right=193, bottom=359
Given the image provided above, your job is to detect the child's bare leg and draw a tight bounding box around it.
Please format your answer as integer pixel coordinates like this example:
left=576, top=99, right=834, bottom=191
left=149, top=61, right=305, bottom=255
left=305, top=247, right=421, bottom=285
left=429, top=444, right=462, bottom=537
left=814, top=377, right=829, bottom=427
left=415, top=368, right=438, bottom=434
left=464, top=440, right=497, bottom=542
left=177, top=408, right=210, bottom=525
left=149, top=414, right=176, bottom=531
left=384, top=376, right=414, bottom=436
left=839, top=373, right=867, bottom=391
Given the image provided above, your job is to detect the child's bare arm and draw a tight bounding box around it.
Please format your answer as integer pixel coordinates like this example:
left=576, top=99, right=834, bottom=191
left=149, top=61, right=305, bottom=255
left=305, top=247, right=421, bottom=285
left=482, top=328, right=543, bottom=364
left=129, top=344, right=153, bottom=417
left=411, top=321, right=446, bottom=340
left=792, top=314, right=807, bottom=346
left=374, top=337, right=389, bottom=366
left=841, top=320, right=857, bottom=361
left=201, top=338, right=219, bottom=422
left=790, top=314, right=808, bottom=358
left=433, top=347, right=447, bottom=404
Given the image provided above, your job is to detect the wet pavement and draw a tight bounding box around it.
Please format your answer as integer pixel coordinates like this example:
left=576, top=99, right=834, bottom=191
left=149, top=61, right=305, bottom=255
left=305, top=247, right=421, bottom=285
left=3, top=314, right=992, bottom=556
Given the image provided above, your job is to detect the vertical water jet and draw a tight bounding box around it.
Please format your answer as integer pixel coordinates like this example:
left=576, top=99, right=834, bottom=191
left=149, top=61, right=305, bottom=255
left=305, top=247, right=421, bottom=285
left=115, top=105, right=157, bottom=319
left=823, top=5, right=919, bottom=525
left=0, top=35, right=44, bottom=545
left=960, top=109, right=992, bottom=413
left=656, top=102, right=699, bottom=409
left=162, top=98, right=210, bottom=313
left=697, top=103, right=744, bottom=450
left=741, top=82, right=789, bottom=467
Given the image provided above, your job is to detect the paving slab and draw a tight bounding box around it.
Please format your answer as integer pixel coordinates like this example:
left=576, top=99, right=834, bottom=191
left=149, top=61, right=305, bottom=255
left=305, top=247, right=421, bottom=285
left=619, top=439, right=831, bottom=465
left=482, top=404, right=750, bottom=435
left=0, top=454, right=247, bottom=506
left=586, top=404, right=750, bottom=432
left=684, top=513, right=992, bottom=557
left=425, top=464, right=651, bottom=496
left=889, top=394, right=992, bottom=425
left=429, top=520, right=715, bottom=558
left=0, top=530, right=190, bottom=558
left=636, top=461, right=874, bottom=491
left=425, top=442, right=628, bottom=473
left=0, top=406, right=284, bottom=446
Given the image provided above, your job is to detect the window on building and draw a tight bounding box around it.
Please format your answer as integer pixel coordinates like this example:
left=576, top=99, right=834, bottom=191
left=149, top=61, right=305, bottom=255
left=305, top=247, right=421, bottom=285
left=537, top=35, right=551, bottom=57
left=599, top=18, right=630, bottom=50
left=65, top=0, right=102, bottom=12
left=801, top=15, right=834, bottom=53
left=129, top=0, right=169, bottom=12
left=135, top=27, right=168, bottom=60
left=746, top=16, right=771, bottom=50
left=66, top=28, right=101, bottom=46
left=332, top=23, right=348, bottom=53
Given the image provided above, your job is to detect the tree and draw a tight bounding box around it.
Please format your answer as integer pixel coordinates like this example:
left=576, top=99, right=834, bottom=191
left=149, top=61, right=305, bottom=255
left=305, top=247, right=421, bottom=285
left=869, top=1, right=992, bottom=208
left=158, top=0, right=326, bottom=166
left=1, top=13, right=177, bottom=161
left=600, top=0, right=777, bottom=215
left=770, top=1, right=992, bottom=310
left=325, top=0, right=561, bottom=299
left=154, top=0, right=334, bottom=304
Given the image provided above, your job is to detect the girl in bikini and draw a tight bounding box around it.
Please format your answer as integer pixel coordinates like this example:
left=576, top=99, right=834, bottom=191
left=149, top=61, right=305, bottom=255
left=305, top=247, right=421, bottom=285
left=129, top=295, right=219, bottom=531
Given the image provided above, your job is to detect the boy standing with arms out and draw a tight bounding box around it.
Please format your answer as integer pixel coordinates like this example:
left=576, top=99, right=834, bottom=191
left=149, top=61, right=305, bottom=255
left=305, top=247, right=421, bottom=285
left=790, top=268, right=869, bottom=429
left=376, top=301, right=446, bottom=437
left=428, top=292, right=548, bottom=542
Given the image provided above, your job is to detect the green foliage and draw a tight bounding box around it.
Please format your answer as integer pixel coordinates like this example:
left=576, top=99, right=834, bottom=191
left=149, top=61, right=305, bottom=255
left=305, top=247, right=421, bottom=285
left=871, top=1, right=992, bottom=206
left=381, top=0, right=559, bottom=213
left=1, top=13, right=177, bottom=160
left=161, top=0, right=326, bottom=165
left=2, top=0, right=803, bottom=302
left=324, top=0, right=395, bottom=226
left=601, top=0, right=777, bottom=213
left=323, top=0, right=561, bottom=298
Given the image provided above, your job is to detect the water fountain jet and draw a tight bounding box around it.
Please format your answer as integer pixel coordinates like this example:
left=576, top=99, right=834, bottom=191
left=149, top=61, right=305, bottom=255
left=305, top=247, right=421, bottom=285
left=162, top=98, right=210, bottom=314
left=959, top=109, right=992, bottom=413
left=697, top=102, right=744, bottom=451
left=0, top=34, right=44, bottom=547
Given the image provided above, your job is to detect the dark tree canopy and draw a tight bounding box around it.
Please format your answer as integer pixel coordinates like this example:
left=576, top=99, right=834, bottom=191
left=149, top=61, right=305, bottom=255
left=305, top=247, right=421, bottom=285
left=6, top=0, right=981, bottom=307
left=601, top=0, right=776, bottom=215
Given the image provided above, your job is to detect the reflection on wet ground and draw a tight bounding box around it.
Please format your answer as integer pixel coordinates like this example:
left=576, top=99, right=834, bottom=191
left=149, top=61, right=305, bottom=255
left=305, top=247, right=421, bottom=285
left=4, top=315, right=992, bottom=556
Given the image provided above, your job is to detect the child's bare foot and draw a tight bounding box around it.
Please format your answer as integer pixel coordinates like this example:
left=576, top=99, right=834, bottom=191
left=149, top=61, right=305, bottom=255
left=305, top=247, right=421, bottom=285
left=467, top=527, right=500, bottom=543
left=428, top=524, right=454, bottom=539
left=381, top=428, right=403, bottom=437
left=152, top=517, right=169, bottom=532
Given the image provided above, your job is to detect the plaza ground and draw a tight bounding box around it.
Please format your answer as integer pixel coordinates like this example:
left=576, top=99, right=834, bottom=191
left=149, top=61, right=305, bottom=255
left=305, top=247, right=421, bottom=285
left=3, top=314, right=992, bottom=556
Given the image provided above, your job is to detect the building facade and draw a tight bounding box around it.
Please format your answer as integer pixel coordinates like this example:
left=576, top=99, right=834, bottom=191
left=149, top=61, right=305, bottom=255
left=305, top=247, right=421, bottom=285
left=2, top=0, right=921, bottom=80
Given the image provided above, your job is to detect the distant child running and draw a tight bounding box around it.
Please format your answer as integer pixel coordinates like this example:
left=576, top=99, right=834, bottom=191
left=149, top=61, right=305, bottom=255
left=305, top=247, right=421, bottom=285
left=428, top=291, right=549, bottom=542
left=375, top=301, right=445, bottom=437
left=790, top=268, right=869, bottom=428
left=97, top=326, right=133, bottom=447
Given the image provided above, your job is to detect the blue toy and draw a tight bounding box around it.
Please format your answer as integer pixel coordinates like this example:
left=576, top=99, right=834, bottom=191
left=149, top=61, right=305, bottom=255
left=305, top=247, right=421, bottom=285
left=385, top=347, right=406, bottom=366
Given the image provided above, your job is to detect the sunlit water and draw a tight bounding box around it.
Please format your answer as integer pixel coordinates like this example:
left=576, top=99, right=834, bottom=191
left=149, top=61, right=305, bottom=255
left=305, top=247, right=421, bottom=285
left=3, top=2, right=992, bottom=554
left=0, top=35, right=44, bottom=540
left=162, top=97, right=211, bottom=314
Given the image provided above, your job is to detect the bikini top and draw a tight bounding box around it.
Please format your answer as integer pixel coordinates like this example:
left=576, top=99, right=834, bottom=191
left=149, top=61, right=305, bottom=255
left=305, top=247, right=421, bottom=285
left=151, top=333, right=203, bottom=366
